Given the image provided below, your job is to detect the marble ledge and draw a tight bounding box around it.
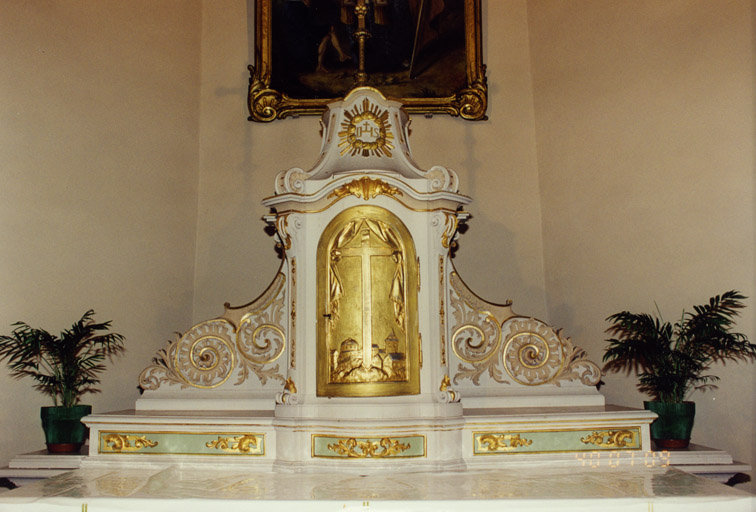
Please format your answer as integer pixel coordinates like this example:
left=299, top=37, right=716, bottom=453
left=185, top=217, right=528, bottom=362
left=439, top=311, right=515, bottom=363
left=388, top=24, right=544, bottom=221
left=0, top=465, right=753, bottom=512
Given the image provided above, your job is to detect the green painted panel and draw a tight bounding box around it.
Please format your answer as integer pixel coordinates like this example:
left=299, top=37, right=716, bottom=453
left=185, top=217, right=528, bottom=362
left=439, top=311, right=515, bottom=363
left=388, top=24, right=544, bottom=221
left=473, top=428, right=641, bottom=455
left=312, top=435, right=426, bottom=458
left=98, top=431, right=265, bottom=456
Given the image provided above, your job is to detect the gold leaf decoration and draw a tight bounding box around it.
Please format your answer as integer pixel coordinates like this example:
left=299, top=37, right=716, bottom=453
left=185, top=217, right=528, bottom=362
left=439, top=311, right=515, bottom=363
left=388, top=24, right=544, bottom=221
left=326, top=437, right=410, bottom=458
left=327, top=177, right=402, bottom=202
left=338, top=99, right=394, bottom=157
left=477, top=433, right=533, bottom=452
left=580, top=430, right=636, bottom=449
left=205, top=435, right=260, bottom=454
left=102, top=434, right=158, bottom=453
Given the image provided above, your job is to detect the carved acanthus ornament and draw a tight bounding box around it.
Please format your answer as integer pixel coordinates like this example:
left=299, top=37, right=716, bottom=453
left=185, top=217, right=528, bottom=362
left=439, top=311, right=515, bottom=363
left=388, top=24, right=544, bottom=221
left=206, top=435, right=262, bottom=454
left=454, top=82, right=488, bottom=121
left=327, top=177, right=402, bottom=202
left=476, top=434, right=533, bottom=453
left=448, top=273, right=601, bottom=387
left=247, top=85, right=284, bottom=123
left=102, top=434, right=158, bottom=453
left=139, top=274, right=288, bottom=391
left=580, top=430, right=637, bottom=449
left=326, top=437, right=410, bottom=458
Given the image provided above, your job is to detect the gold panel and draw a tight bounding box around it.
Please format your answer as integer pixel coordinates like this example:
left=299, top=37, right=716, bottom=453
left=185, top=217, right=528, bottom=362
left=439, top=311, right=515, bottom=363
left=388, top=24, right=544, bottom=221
left=317, top=206, right=419, bottom=397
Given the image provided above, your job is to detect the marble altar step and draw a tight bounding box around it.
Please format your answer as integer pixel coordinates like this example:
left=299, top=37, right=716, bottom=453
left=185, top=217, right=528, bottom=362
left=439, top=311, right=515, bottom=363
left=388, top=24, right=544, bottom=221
left=0, top=464, right=754, bottom=511
left=4, top=442, right=749, bottom=490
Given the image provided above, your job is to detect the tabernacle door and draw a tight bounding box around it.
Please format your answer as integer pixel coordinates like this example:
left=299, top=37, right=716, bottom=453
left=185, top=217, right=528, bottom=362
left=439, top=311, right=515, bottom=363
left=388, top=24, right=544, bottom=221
left=317, top=206, right=420, bottom=397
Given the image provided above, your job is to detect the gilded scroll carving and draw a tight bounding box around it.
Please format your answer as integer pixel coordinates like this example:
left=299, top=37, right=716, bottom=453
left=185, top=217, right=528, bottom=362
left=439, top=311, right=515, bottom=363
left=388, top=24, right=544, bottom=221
left=175, top=320, right=236, bottom=389
left=102, top=434, right=158, bottom=453
left=327, top=177, right=402, bottom=201
left=580, top=430, right=637, bottom=449
left=276, top=377, right=299, bottom=405
left=138, top=338, right=185, bottom=390
left=438, top=375, right=460, bottom=403
left=206, top=435, right=261, bottom=454
left=273, top=167, right=308, bottom=195
left=248, top=86, right=283, bottom=123
left=454, top=83, right=488, bottom=121
left=476, top=433, right=533, bottom=453
left=326, top=437, right=410, bottom=458
left=139, top=320, right=236, bottom=390
left=448, top=272, right=601, bottom=387
left=501, top=318, right=564, bottom=386
left=449, top=276, right=506, bottom=385
left=431, top=211, right=460, bottom=250
left=559, top=343, right=603, bottom=386
left=235, top=273, right=287, bottom=386
left=139, top=274, right=288, bottom=391
left=426, top=166, right=460, bottom=193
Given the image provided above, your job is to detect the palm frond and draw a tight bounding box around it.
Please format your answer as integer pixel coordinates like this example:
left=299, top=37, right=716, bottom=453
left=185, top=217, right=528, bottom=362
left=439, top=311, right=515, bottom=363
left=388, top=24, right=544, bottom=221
left=604, top=291, right=755, bottom=403
left=0, top=310, right=125, bottom=407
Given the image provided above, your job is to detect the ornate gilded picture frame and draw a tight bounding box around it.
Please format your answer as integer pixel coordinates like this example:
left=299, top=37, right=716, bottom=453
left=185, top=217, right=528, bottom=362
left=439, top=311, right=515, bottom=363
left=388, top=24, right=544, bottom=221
left=248, top=0, right=487, bottom=122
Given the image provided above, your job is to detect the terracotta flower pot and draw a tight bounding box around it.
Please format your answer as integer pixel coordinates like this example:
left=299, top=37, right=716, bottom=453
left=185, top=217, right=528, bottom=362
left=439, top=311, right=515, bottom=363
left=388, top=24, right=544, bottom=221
left=644, top=401, right=695, bottom=449
left=40, top=405, right=91, bottom=453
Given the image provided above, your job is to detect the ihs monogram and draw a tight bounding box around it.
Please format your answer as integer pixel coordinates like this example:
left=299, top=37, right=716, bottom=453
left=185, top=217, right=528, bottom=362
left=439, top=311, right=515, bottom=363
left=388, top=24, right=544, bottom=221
left=339, top=98, right=394, bottom=158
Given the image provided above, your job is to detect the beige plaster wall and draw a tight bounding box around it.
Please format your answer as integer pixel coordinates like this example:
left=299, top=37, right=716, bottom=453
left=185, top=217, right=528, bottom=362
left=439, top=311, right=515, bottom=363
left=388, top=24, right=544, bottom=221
left=529, top=0, right=756, bottom=490
left=191, top=0, right=548, bottom=321
left=0, top=1, right=201, bottom=464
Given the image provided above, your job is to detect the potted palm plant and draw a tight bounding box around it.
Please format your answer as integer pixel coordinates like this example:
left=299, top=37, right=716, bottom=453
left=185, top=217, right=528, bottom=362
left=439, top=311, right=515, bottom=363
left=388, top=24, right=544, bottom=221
left=603, top=290, right=756, bottom=449
left=0, top=310, right=125, bottom=453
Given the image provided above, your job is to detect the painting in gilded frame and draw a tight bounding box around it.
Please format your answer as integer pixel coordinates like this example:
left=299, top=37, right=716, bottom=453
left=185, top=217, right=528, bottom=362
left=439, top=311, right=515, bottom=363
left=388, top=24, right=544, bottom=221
left=248, top=0, right=487, bottom=122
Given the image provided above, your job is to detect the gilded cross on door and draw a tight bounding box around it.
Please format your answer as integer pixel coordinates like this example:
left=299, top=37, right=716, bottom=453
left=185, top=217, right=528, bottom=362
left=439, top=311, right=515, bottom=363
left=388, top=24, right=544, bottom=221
left=339, top=227, right=395, bottom=369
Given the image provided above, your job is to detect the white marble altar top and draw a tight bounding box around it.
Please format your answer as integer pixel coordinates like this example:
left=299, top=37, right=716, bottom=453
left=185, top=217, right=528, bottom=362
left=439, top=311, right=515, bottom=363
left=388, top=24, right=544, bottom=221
left=0, top=465, right=752, bottom=511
